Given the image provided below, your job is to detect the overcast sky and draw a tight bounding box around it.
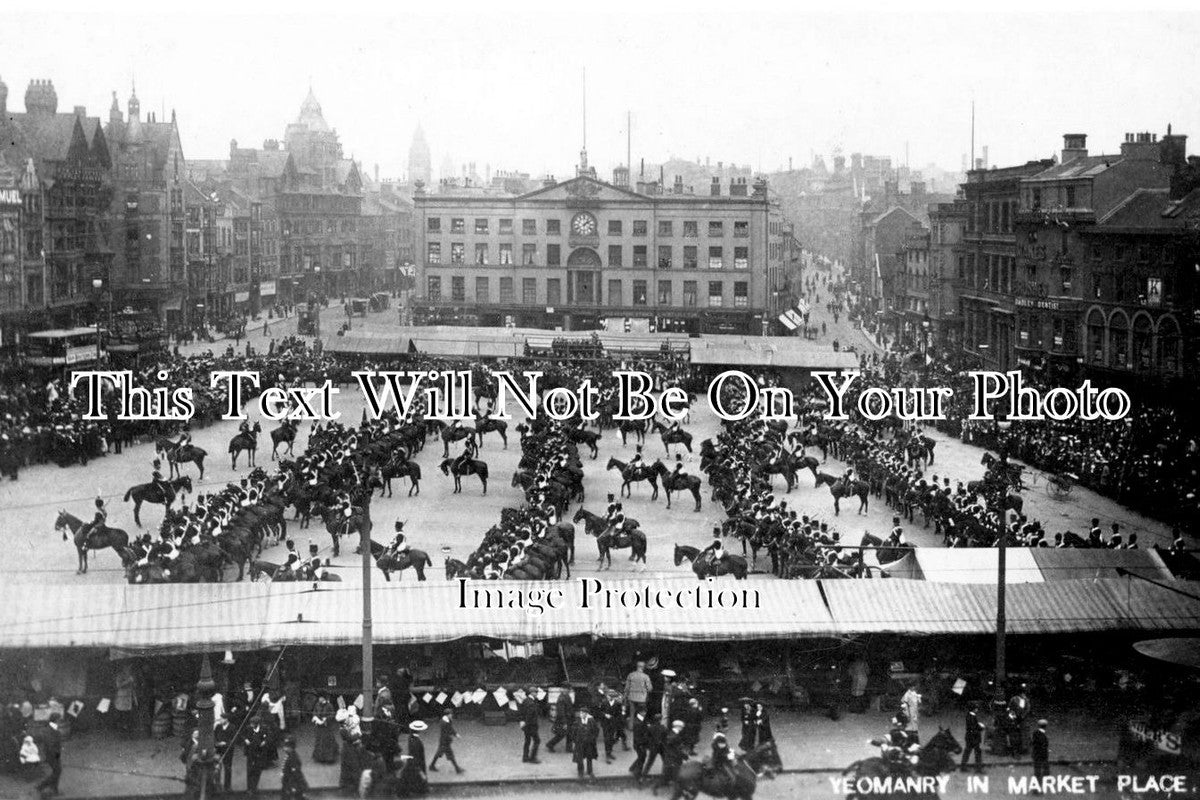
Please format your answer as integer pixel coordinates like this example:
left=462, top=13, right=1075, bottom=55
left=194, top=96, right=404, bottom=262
left=4, top=5, right=1199, bottom=181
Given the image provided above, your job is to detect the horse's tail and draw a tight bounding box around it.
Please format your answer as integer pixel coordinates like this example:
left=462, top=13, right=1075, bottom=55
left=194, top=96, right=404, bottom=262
left=123, top=487, right=133, bottom=502
left=424, top=552, right=433, bottom=567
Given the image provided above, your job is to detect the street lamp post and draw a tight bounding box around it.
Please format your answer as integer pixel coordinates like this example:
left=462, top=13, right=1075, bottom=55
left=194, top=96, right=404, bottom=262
left=193, top=653, right=217, bottom=800
left=91, top=277, right=105, bottom=363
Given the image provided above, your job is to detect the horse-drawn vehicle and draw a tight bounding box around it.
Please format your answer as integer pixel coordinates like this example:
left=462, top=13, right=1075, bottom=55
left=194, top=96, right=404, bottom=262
left=1039, top=471, right=1076, bottom=500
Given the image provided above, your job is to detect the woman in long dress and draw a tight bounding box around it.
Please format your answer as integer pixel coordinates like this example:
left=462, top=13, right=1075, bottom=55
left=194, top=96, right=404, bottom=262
left=311, top=695, right=339, bottom=764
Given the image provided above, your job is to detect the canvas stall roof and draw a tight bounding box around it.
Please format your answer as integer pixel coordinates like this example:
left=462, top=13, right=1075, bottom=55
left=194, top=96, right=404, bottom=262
left=1004, top=579, right=1200, bottom=634
left=820, top=579, right=994, bottom=635
left=410, top=338, right=523, bottom=359
left=689, top=339, right=858, bottom=370
left=1028, top=548, right=1174, bottom=582
left=885, top=548, right=1045, bottom=583
left=323, top=334, right=410, bottom=354
left=2, top=578, right=1196, bottom=652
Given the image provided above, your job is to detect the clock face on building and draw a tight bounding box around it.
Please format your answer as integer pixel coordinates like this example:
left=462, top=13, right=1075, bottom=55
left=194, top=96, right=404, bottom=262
left=571, top=213, right=597, bottom=236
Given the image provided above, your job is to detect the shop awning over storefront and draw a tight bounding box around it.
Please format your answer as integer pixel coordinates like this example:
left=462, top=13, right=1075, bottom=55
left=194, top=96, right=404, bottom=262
left=879, top=548, right=1174, bottom=584
left=323, top=333, right=411, bottom=354
left=2, top=577, right=1196, bottom=653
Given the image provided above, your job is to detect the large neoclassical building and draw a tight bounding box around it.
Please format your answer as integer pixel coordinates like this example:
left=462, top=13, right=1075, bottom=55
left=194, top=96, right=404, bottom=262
left=412, top=158, right=795, bottom=334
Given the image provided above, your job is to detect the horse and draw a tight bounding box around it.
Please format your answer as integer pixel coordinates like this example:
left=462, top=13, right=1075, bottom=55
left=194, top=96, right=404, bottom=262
left=229, top=422, right=262, bottom=469
left=55, top=510, right=130, bottom=574
left=755, top=457, right=796, bottom=492
left=369, top=540, right=433, bottom=582
left=573, top=508, right=640, bottom=539
left=374, top=458, right=422, bottom=498
left=606, top=457, right=660, bottom=499
left=124, top=476, right=192, bottom=526
left=441, top=425, right=475, bottom=458
left=670, top=740, right=780, bottom=800
left=650, top=460, right=703, bottom=511
left=841, top=728, right=962, bottom=800
left=674, top=544, right=749, bottom=580
left=651, top=419, right=694, bottom=454
left=830, top=479, right=870, bottom=516
left=860, top=532, right=912, bottom=567
left=595, top=527, right=648, bottom=568
left=312, top=503, right=371, bottom=557
left=618, top=418, right=647, bottom=446
left=270, top=420, right=299, bottom=460
left=567, top=427, right=601, bottom=459
left=474, top=417, right=508, bottom=449
left=164, top=443, right=208, bottom=480
left=439, top=457, right=489, bottom=494
left=445, top=557, right=469, bottom=580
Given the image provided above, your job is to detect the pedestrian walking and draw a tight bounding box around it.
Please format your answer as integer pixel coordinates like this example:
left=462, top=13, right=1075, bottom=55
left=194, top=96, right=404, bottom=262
left=243, top=715, right=271, bottom=796
left=397, top=720, right=428, bottom=798
left=428, top=710, right=464, bottom=773
left=960, top=703, right=985, bottom=773
left=900, top=683, right=922, bottom=744
left=546, top=685, right=574, bottom=753
left=624, top=660, right=652, bottom=724
left=214, top=712, right=236, bottom=791
left=657, top=719, right=687, bottom=791
left=630, top=710, right=652, bottom=778
left=280, top=736, right=309, bottom=800
left=1031, top=719, right=1050, bottom=793
left=34, top=713, right=62, bottom=797
left=571, top=708, right=600, bottom=779
left=642, top=714, right=665, bottom=779
left=311, top=695, right=339, bottom=764
left=520, top=689, right=541, bottom=763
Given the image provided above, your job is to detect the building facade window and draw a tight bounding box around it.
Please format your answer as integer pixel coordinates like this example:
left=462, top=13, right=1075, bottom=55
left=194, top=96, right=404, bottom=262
left=499, top=277, right=514, bottom=303
left=522, top=278, right=537, bottom=304
left=450, top=243, right=465, bottom=263
left=658, top=246, right=672, bottom=269
left=427, top=276, right=441, bottom=300
left=474, top=218, right=489, bottom=234
left=547, top=244, right=561, bottom=266
left=658, top=220, right=673, bottom=237
left=522, top=219, right=537, bottom=235
left=708, top=221, right=724, bottom=237
left=499, top=218, right=513, bottom=235
left=608, top=245, right=623, bottom=267
left=608, top=279, right=622, bottom=306
left=734, top=281, right=748, bottom=307
left=657, top=280, right=671, bottom=305
left=633, top=220, right=648, bottom=237
left=683, top=246, right=698, bottom=270
left=708, top=246, right=723, bottom=269
left=734, top=246, right=748, bottom=269
left=427, top=217, right=441, bottom=232
left=707, top=281, right=723, bottom=307
left=427, top=242, right=441, bottom=264
left=451, top=276, right=465, bottom=301
left=734, top=221, right=749, bottom=238
left=522, top=243, right=537, bottom=265
left=546, top=219, right=561, bottom=235
left=608, top=220, right=622, bottom=236
left=633, top=245, right=648, bottom=267
left=683, top=221, right=698, bottom=238
left=683, top=280, right=697, bottom=307
left=546, top=278, right=561, bottom=306
left=499, top=243, right=513, bottom=265
left=632, top=280, right=647, bottom=306
left=475, top=244, right=489, bottom=264
left=475, top=276, right=489, bottom=303
left=451, top=218, right=465, bottom=233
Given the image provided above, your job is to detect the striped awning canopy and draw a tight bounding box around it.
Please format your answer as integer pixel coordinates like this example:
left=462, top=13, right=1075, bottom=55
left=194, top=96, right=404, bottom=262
left=1, top=577, right=1196, bottom=654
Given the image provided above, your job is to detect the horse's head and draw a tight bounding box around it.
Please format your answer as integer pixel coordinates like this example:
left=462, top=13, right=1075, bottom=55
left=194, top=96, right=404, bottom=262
left=178, top=476, right=193, bottom=494
left=605, top=457, right=619, bottom=471
left=673, top=544, right=684, bottom=566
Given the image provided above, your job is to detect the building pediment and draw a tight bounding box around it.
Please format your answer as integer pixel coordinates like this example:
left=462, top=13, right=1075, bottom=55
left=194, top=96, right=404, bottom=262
left=519, top=175, right=649, bottom=205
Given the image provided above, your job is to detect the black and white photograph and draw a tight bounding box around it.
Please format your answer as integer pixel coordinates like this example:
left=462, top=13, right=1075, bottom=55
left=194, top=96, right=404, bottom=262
left=0, top=2, right=1198, bottom=798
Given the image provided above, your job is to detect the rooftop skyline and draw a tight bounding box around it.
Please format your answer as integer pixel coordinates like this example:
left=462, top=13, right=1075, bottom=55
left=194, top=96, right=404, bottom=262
left=4, top=7, right=1199, bottom=180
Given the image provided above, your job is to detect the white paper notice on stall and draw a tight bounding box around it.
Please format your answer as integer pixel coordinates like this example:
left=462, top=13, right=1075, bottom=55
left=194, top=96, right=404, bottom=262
left=436, top=692, right=449, bottom=705
left=493, top=688, right=509, bottom=707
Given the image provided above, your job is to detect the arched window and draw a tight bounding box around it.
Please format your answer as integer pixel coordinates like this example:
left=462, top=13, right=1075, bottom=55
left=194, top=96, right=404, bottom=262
left=1157, top=316, right=1181, bottom=373
left=1086, top=308, right=1105, bottom=364
left=1107, top=310, right=1129, bottom=369
left=1132, top=313, right=1153, bottom=371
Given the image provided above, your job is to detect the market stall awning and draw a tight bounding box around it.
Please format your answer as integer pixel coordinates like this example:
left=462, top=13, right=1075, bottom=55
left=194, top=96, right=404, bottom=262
left=323, top=333, right=411, bottom=355
left=881, top=548, right=1045, bottom=583
left=821, top=579, right=995, bottom=635
left=1028, top=548, right=1174, bottom=582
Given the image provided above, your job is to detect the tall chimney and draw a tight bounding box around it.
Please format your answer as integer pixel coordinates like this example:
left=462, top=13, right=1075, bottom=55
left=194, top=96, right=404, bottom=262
left=1061, top=133, right=1088, bottom=163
